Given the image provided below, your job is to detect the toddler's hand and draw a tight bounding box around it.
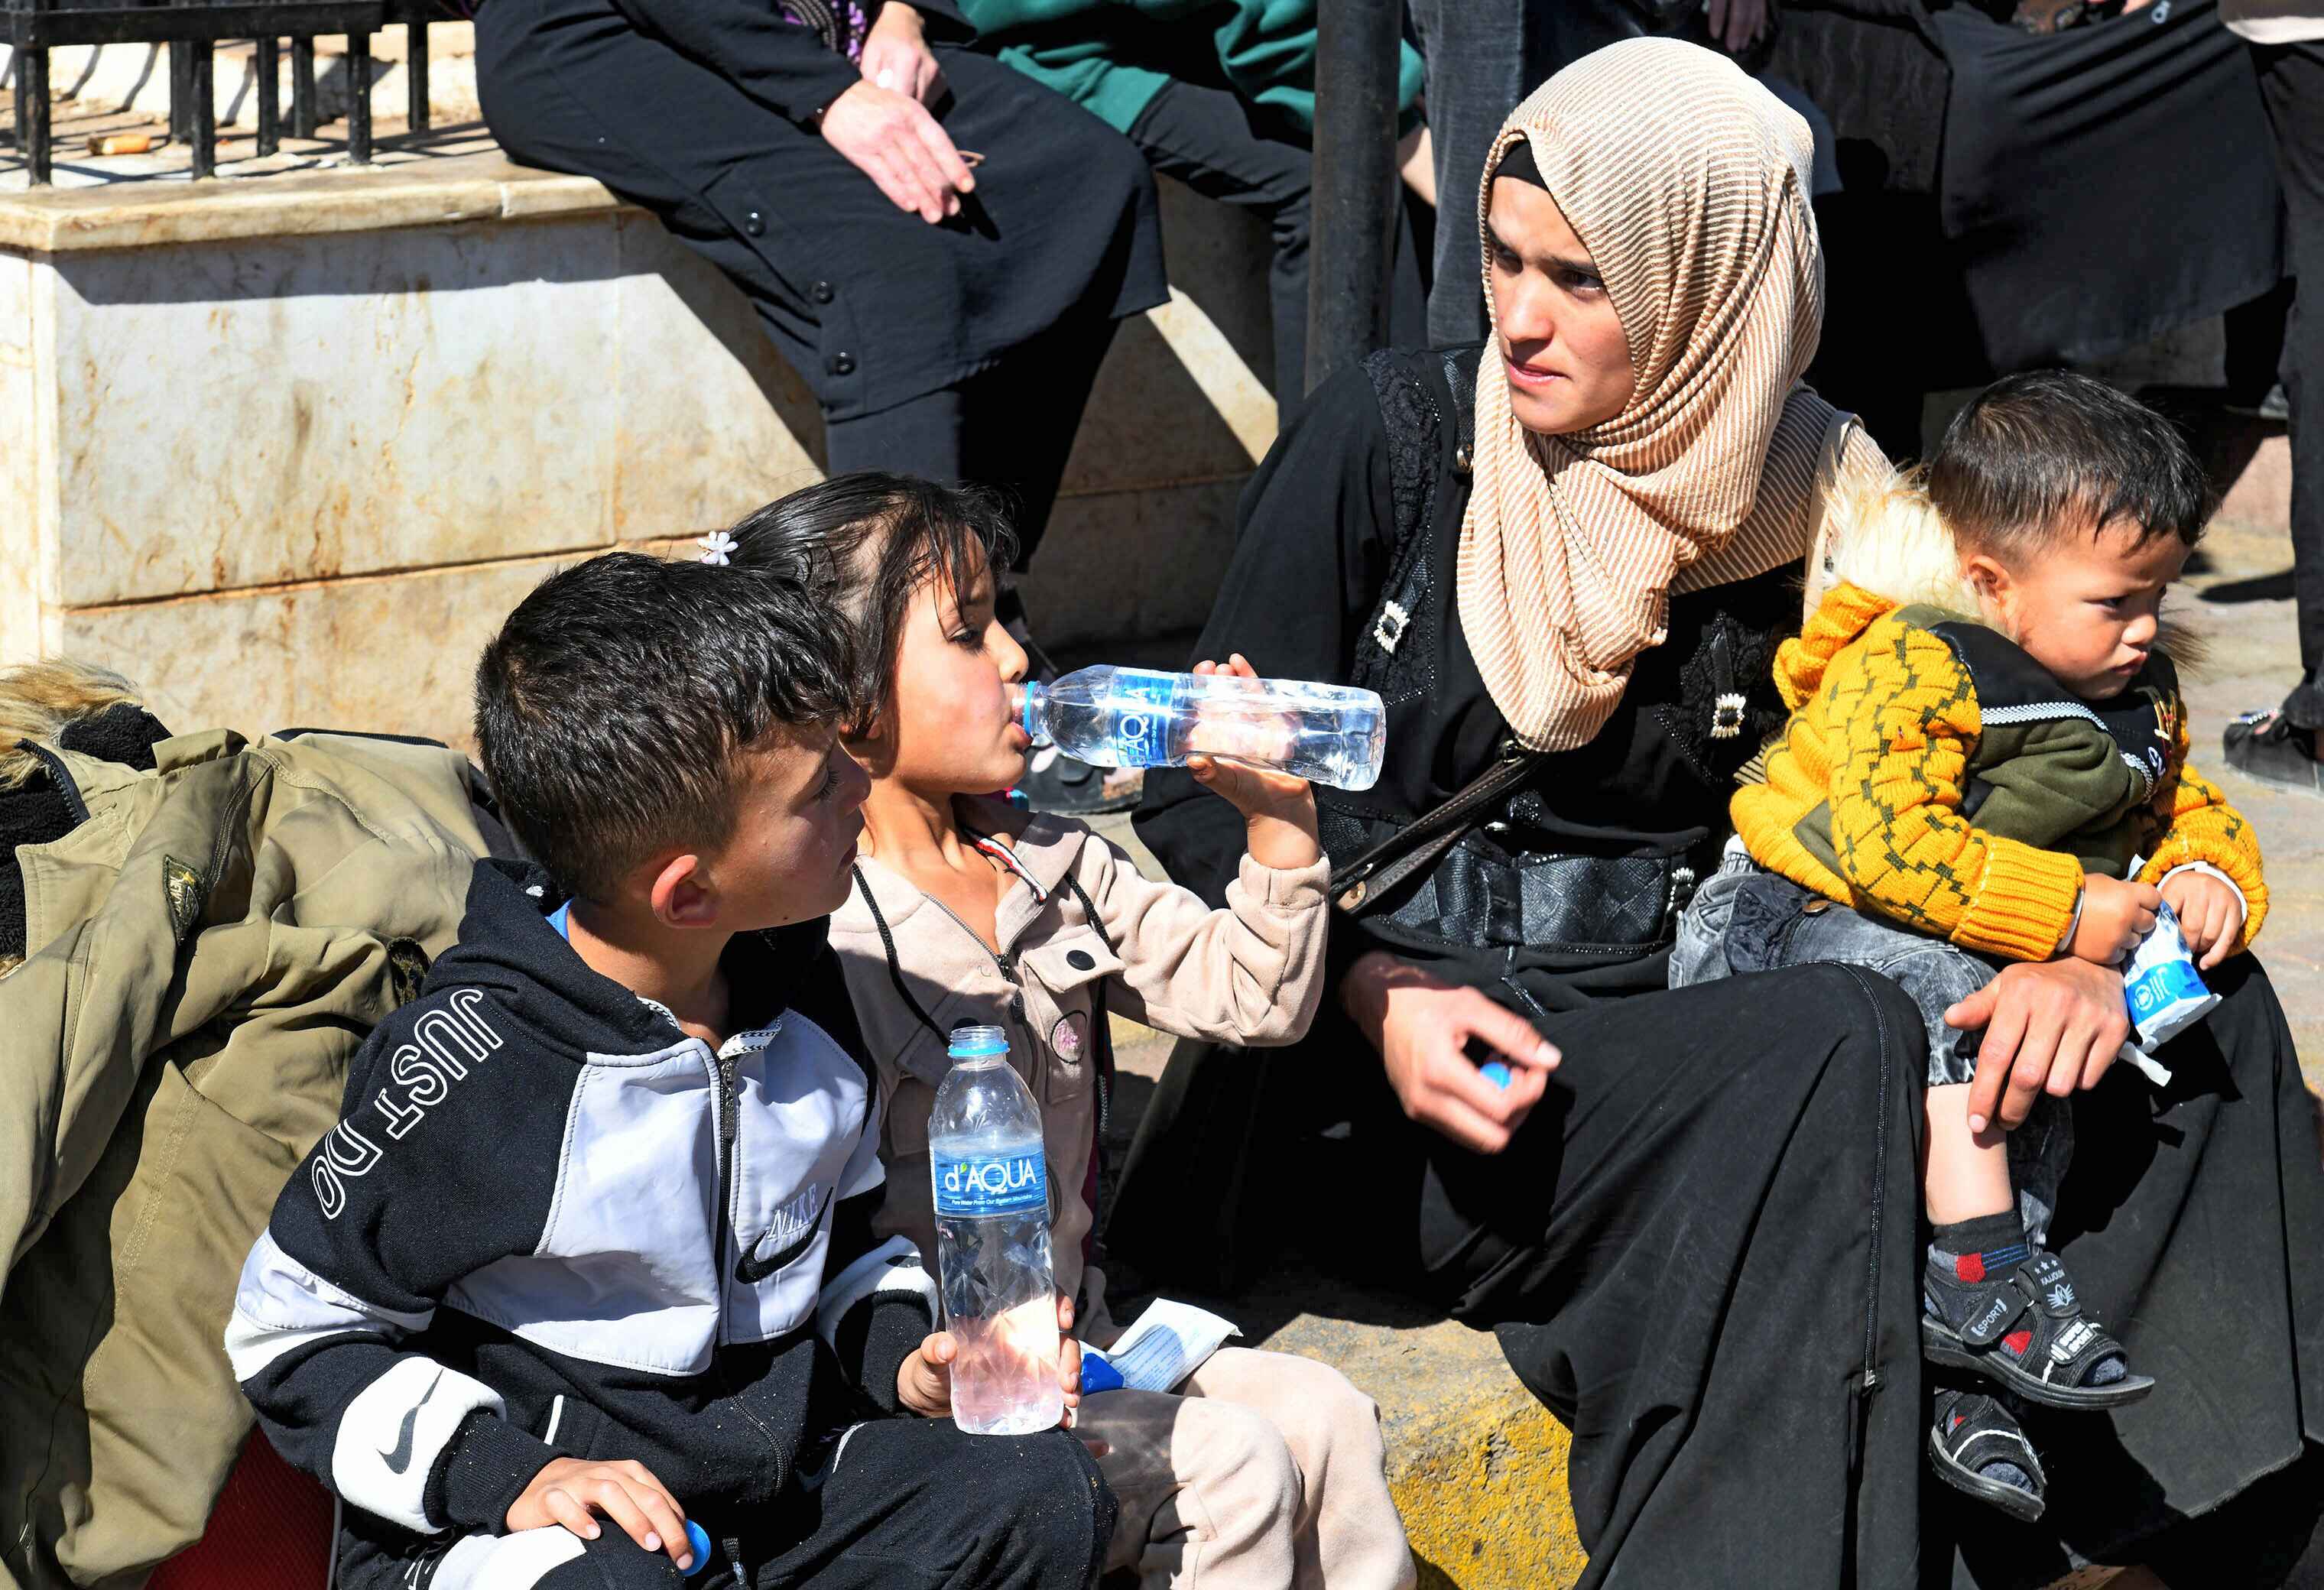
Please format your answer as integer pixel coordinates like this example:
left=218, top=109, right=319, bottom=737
left=505, top=1457, right=693, bottom=1570
left=2072, top=873, right=2160, bottom=965
left=2159, top=869, right=2243, bottom=969
left=1186, top=654, right=1321, bottom=871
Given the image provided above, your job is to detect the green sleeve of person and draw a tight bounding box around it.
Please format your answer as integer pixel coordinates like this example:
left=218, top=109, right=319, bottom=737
left=959, top=0, right=1423, bottom=138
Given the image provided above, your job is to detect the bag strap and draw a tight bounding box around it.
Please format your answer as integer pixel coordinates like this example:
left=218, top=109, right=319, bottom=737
left=1326, top=738, right=1542, bottom=914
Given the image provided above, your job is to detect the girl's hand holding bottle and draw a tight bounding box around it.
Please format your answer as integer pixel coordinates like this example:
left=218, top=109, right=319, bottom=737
left=1185, top=654, right=1322, bottom=871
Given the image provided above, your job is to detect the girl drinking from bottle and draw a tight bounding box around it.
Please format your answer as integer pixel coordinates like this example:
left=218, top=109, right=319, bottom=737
left=720, top=471, right=1417, bottom=1590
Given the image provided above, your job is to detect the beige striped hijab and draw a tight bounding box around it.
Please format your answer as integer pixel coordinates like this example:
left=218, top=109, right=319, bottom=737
left=1458, top=38, right=1882, bottom=752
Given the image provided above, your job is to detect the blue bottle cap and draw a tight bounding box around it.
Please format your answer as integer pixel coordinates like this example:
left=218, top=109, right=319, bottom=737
left=1480, top=1061, right=1514, bottom=1090
left=948, top=1024, right=1009, bottom=1059
left=682, top=1519, right=712, bottom=1578
left=1080, top=1348, right=1125, bottom=1395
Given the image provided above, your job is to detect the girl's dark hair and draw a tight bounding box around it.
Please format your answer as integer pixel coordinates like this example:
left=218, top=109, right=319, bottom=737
left=722, top=472, right=1020, bottom=732
left=1927, top=370, right=2215, bottom=560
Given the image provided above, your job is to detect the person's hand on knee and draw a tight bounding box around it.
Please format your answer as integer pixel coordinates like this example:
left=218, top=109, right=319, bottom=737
left=1948, top=959, right=2130, bottom=1133
left=820, top=78, right=975, bottom=225
left=1341, top=952, right=1560, bottom=1154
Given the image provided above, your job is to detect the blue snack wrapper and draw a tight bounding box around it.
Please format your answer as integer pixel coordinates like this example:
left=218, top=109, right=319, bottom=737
left=1080, top=1348, right=1126, bottom=1395
left=2116, top=896, right=2219, bottom=1086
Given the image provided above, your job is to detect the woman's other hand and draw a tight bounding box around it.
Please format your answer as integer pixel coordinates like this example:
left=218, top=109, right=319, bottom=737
left=859, top=2, right=943, bottom=104
left=820, top=79, right=974, bottom=224
left=1186, top=654, right=1321, bottom=871
left=1946, top=958, right=2131, bottom=1134
left=1341, top=951, right=1560, bottom=1154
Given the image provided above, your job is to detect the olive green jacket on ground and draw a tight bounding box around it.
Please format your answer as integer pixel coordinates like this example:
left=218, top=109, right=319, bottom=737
left=2, top=729, right=506, bottom=1590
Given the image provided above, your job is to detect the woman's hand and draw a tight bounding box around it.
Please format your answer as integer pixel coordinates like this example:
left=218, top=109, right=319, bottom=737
left=820, top=78, right=975, bottom=225
left=1186, top=654, right=1321, bottom=871
left=1946, top=958, right=2130, bottom=1134
left=2160, top=869, right=2243, bottom=970
left=1342, top=951, right=1560, bottom=1154
left=2072, top=873, right=2161, bottom=965
left=859, top=2, right=943, bottom=105
left=1707, top=0, right=1771, bottom=52
left=505, top=1457, right=693, bottom=1571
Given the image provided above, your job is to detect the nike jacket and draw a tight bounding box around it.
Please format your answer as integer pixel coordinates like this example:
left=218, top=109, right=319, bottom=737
left=225, top=858, right=937, bottom=1548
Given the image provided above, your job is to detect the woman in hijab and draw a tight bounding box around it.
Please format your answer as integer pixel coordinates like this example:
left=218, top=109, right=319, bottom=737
left=1131, top=38, right=2324, bottom=1586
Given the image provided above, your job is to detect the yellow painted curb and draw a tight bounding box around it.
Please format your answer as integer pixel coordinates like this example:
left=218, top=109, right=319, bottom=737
left=1390, top=1387, right=1586, bottom=1588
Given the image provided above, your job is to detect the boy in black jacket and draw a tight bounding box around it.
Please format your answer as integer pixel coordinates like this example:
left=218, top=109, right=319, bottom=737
left=226, top=553, right=1109, bottom=1590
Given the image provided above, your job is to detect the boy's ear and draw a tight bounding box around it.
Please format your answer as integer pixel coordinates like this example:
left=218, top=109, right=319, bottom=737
left=1960, top=550, right=2013, bottom=607
left=842, top=714, right=896, bottom=778
left=648, top=852, right=719, bottom=930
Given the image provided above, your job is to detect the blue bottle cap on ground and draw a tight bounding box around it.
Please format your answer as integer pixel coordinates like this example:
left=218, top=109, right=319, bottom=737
left=682, top=1519, right=712, bottom=1578
left=948, top=1024, right=1009, bottom=1059
left=1480, top=1061, right=1514, bottom=1090
left=1080, top=1348, right=1125, bottom=1395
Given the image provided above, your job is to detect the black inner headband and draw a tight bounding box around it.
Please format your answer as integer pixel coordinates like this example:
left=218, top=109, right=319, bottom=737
left=1495, top=135, right=1549, bottom=191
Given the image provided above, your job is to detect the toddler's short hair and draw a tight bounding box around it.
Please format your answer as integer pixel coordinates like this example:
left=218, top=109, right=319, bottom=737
left=1927, top=370, right=2213, bottom=560
left=474, top=552, right=854, bottom=902
left=722, top=472, right=1018, bottom=732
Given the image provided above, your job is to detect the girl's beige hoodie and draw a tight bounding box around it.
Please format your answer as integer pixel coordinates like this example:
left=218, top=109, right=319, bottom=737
left=829, top=797, right=1328, bottom=1332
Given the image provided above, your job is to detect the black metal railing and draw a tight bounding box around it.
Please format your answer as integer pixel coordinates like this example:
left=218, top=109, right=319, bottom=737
left=5, top=0, right=461, bottom=185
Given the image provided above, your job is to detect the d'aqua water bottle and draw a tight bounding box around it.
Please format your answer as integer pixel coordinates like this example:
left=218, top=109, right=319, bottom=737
left=1016, top=666, right=1386, bottom=790
left=928, top=1025, right=1062, bottom=1435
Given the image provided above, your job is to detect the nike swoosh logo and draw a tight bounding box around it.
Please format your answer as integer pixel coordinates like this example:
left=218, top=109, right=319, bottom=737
left=735, top=1186, right=833, bottom=1284
left=380, top=1368, right=445, bottom=1475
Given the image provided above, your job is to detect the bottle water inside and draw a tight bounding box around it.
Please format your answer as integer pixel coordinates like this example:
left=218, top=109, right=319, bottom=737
left=1016, top=666, right=1385, bottom=790
left=928, top=1025, right=1062, bottom=1436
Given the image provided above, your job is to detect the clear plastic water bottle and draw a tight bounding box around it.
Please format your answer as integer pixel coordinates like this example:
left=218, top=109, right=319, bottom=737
left=928, top=1025, right=1062, bottom=1436
left=1016, top=666, right=1385, bottom=790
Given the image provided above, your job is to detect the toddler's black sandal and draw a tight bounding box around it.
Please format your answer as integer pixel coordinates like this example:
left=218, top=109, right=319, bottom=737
left=1929, top=1388, right=2046, bottom=1523
left=1921, top=1251, right=2155, bottom=1410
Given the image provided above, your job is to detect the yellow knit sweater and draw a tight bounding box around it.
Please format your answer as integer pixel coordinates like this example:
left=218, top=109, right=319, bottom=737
left=1732, top=582, right=2268, bottom=961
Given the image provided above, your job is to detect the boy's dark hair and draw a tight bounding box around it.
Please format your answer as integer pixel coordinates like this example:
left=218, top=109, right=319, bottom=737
left=474, top=551, right=854, bottom=902
left=722, top=472, right=1019, bottom=732
left=1928, top=370, right=2214, bottom=560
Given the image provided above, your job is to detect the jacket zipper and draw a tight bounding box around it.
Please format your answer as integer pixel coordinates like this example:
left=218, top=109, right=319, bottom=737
left=712, top=1046, right=742, bottom=1322
left=703, top=1040, right=784, bottom=1475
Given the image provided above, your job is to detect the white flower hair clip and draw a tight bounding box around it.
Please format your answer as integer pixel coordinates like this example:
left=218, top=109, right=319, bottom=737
left=697, top=531, right=738, bottom=567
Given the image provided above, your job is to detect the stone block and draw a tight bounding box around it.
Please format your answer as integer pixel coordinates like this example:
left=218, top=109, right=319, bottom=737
left=53, top=554, right=562, bottom=745
left=608, top=214, right=826, bottom=538
left=42, top=216, right=632, bottom=606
